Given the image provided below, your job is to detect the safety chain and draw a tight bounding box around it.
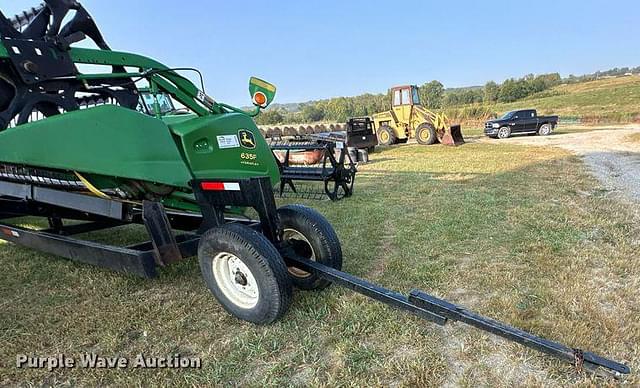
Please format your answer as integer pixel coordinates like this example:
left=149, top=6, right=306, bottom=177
left=573, top=348, right=585, bottom=373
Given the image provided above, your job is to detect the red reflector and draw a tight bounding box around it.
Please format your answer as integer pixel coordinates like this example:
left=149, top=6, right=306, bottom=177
left=201, top=182, right=225, bottom=191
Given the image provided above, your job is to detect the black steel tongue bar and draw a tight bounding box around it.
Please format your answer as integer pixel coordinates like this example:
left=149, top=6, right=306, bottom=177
left=408, top=290, right=630, bottom=376
left=284, top=253, right=630, bottom=376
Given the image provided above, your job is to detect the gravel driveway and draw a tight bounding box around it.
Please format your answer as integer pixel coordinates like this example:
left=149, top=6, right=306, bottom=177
left=482, top=127, right=640, bottom=205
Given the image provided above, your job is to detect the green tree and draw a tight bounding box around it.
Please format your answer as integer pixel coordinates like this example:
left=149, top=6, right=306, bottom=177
left=301, top=104, right=324, bottom=122
left=483, top=81, right=499, bottom=103
left=420, top=81, right=445, bottom=109
left=255, top=108, right=284, bottom=125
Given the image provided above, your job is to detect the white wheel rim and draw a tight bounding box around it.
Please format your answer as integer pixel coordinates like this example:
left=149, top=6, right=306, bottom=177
left=283, top=228, right=315, bottom=278
left=499, top=128, right=509, bottom=138
left=212, top=252, right=259, bottom=309
left=541, top=125, right=550, bottom=135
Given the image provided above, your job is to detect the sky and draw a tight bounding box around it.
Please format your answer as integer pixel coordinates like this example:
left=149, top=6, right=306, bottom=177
left=4, top=0, right=640, bottom=106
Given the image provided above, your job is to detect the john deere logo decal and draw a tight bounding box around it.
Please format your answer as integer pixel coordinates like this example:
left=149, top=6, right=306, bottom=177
left=238, top=130, right=256, bottom=149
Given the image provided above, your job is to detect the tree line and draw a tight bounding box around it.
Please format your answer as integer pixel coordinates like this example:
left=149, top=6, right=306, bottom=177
left=255, top=66, right=638, bottom=125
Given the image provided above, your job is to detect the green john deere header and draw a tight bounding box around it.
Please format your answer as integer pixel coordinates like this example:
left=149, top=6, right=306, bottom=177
left=0, top=3, right=279, bottom=212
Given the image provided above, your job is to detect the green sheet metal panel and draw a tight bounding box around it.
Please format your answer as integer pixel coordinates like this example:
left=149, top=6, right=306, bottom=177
left=170, top=112, right=280, bottom=186
left=0, top=105, right=193, bottom=188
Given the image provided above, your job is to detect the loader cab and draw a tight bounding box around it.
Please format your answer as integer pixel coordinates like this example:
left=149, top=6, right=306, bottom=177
left=391, top=85, right=420, bottom=123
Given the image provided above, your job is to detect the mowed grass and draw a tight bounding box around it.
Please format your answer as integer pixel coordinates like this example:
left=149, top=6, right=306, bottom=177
left=1, top=142, right=639, bottom=386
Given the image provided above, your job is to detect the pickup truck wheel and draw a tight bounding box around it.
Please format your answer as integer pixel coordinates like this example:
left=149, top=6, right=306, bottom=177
left=377, top=126, right=396, bottom=146
left=538, top=124, right=553, bottom=136
left=497, top=126, right=511, bottom=139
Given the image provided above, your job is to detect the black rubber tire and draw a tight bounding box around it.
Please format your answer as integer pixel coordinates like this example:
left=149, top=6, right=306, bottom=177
left=377, top=126, right=396, bottom=146
left=497, top=126, right=511, bottom=139
left=366, top=146, right=376, bottom=154
left=278, top=205, right=343, bottom=290
left=415, top=123, right=437, bottom=145
left=198, top=223, right=292, bottom=325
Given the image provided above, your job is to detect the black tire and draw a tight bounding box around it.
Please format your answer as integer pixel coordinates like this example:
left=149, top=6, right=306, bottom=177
left=198, top=223, right=292, bottom=325
left=538, top=123, right=553, bottom=136
left=497, top=126, right=511, bottom=139
left=415, top=123, right=437, bottom=145
left=377, top=126, right=396, bottom=146
left=366, top=146, right=375, bottom=154
left=278, top=205, right=343, bottom=290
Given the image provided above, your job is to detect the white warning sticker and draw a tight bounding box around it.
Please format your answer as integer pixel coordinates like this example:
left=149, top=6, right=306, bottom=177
left=216, top=135, right=240, bottom=149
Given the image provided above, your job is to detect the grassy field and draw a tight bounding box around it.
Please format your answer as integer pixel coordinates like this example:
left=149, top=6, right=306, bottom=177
left=1, top=142, right=639, bottom=386
left=450, top=76, right=640, bottom=128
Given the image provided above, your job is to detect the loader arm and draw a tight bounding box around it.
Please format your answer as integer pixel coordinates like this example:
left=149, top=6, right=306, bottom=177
left=415, top=105, right=450, bottom=131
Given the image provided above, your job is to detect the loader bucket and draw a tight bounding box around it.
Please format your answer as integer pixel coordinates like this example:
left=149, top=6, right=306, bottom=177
left=439, top=125, right=465, bottom=146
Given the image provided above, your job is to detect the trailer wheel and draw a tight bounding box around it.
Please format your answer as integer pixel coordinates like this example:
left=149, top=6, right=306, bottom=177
left=198, top=223, right=292, bottom=324
left=415, top=123, right=437, bottom=145
left=377, top=126, right=396, bottom=146
left=278, top=205, right=343, bottom=290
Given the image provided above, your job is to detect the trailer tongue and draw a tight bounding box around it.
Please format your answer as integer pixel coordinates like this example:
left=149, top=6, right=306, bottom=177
left=284, top=254, right=630, bottom=376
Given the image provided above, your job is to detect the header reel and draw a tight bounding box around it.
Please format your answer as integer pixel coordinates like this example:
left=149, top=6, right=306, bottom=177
left=0, top=0, right=138, bottom=130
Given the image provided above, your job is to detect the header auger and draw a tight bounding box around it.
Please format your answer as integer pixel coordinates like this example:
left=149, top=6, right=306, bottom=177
left=0, top=1, right=629, bottom=379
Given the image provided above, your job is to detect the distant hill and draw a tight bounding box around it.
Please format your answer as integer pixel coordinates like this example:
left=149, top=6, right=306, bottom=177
left=252, top=66, right=640, bottom=126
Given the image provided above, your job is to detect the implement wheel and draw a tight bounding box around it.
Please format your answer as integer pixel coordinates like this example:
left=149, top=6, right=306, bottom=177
left=278, top=205, right=343, bottom=290
left=415, top=123, right=437, bottom=145
left=198, top=224, right=292, bottom=324
left=377, top=126, right=396, bottom=146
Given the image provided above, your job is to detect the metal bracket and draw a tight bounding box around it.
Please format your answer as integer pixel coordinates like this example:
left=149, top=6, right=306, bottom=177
left=142, top=201, right=182, bottom=266
left=191, top=177, right=280, bottom=243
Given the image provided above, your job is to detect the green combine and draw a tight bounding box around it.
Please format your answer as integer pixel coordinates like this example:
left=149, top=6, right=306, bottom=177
left=0, top=1, right=629, bottom=377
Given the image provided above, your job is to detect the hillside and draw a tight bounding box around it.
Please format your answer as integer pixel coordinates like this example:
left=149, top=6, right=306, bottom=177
left=487, top=75, right=640, bottom=124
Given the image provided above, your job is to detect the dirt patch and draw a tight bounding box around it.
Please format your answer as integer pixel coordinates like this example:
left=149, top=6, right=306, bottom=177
left=480, top=127, right=640, bottom=207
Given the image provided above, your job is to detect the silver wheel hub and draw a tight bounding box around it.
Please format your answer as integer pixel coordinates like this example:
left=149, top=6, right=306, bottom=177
left=498, top=127, right=509, bottom=138
left=212, top=252, right=259, bottom=309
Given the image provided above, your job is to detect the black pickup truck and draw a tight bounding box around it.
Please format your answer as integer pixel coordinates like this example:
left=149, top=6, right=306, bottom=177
left=485, top=109, right=559, bottom=139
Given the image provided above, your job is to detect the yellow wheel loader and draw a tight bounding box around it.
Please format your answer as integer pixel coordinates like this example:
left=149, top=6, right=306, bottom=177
left=372, top=85, right=464, bottom=146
